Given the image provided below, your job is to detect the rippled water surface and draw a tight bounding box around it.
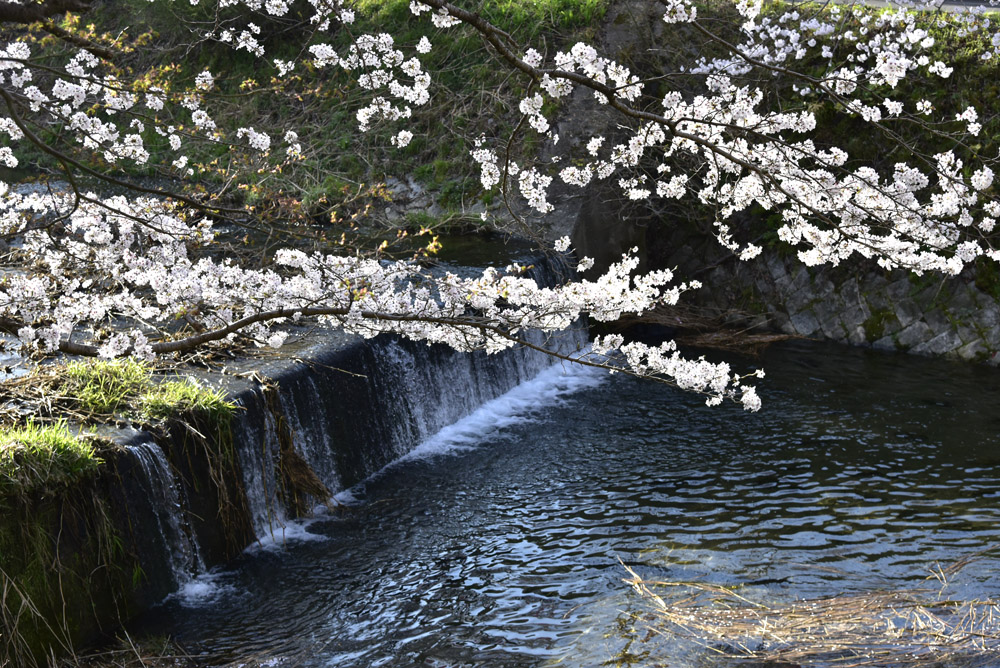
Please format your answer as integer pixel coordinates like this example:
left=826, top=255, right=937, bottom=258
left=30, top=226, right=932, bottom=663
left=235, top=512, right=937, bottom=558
left=139, top=340, right=1000, bottom=666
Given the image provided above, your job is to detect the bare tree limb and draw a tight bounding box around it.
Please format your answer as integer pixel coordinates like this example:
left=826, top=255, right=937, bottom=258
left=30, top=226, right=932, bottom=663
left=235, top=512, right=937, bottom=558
left=0, top=0, right=92, bottom=25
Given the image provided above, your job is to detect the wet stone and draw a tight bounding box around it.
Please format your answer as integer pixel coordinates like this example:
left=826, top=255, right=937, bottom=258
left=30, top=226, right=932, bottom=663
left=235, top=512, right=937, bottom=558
left=840, top=279, right=864, bottom=309
left=860, top=272, right=890, bottom=296
left=765, top=254, right=789, bottom=283
left=923, top=309, right=952, bottom=337
left=911, top=331, right=963, bottom=356
left=886, top=278, right=913, bottom=304
left=956, top=339, right=987, bottom=362
left=895, top=321, right=933, bottom=350
left=863, top=288, right=891, bottom=313
left=789, top=309, right=821, bottom=337
left=815, top=302, right=848, bottom=340
left=893, top=300, right=922, bottom=329
left=982, top=324, right=1000, bottom=350
left=956, top=324, right=979, bottom=346
left=977, top=304, right=1000, bottom=330
left=840, top=304, right=871, bottom=332
left=813, top=277, right=836, bottom=300
left=769, top=309, right=791, bottom=331
left=873, top=334, right=897, bottom=351
left=946, top=285, right=978, bottom=314
left=784, top=269, right=812, bottom=305
left=847, top=324, right=868, bottom=346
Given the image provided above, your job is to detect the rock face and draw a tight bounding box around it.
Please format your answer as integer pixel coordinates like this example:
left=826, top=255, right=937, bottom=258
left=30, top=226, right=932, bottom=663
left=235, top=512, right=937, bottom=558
left=651, top=219, right=1000, bottom=364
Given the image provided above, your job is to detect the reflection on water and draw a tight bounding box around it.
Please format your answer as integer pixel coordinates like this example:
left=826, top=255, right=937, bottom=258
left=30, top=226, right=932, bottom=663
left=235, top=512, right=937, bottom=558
left=137, top=340, right=1000, bottom=667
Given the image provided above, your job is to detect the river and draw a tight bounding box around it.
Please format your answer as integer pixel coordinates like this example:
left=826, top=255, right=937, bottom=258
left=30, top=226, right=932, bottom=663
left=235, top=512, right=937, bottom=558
left=135, top=339, right=1000, bottom=667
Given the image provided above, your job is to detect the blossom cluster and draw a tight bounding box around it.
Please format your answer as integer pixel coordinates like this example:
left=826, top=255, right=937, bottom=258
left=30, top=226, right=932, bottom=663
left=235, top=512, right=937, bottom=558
left=0, top=193, right=758, bottom=407
left=3, top=0, right=1000, bottom=414
left=441, top=0, right=1000, bottom=275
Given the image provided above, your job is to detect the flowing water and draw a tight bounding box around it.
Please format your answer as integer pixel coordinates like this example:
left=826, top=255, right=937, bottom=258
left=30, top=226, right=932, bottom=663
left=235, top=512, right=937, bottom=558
left=137, top=340, right=1000, bottom=667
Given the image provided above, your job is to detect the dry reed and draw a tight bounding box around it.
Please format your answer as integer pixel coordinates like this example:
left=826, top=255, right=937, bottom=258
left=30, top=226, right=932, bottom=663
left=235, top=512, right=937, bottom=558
left=622, top=550, right=1000, bottom=668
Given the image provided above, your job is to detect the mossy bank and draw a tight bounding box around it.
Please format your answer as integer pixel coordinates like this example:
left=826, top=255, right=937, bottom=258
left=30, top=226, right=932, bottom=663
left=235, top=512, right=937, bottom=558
left=0, top=361, right=241, bottom=667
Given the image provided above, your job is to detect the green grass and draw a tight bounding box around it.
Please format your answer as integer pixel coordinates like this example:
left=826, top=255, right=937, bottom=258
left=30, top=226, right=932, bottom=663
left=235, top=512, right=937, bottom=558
left=141, top=378, right=235, bottom=421
left=0, top=422, right=101, bottom=495
left=60, top=359, right=235, bottom=422
left=64, top=358, right=151, bottom=414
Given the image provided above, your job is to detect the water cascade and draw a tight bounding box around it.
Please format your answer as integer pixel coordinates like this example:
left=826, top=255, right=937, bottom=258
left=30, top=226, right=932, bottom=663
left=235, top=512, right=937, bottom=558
left=2, top=254, right=590, bottom=666
left=230, top=326, right=587, bottom=542
left=125, top=440, right=204, bottom=589
left=117, top=256, right=587, bottom=577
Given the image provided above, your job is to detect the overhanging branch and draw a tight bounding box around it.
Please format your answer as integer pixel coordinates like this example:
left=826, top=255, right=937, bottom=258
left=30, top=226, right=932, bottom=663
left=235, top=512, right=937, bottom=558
left=0, top=0, right=91, bottom=25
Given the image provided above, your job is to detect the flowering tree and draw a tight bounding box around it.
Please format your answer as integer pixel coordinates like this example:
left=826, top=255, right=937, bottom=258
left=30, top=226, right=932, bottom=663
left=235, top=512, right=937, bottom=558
left=1, top=0, right=998, bottom=412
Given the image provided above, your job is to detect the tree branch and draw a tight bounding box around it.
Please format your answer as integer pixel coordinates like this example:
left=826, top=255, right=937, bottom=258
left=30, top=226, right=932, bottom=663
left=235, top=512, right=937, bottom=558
left=0, top=0, right=91, bottom=25
left=0, top=310, right=715, bottom=397
left=40, top=20, right=115, bottom=60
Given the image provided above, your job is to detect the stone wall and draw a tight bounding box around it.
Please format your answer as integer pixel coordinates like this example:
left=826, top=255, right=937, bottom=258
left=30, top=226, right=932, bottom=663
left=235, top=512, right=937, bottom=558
left=653, top=221, right=1000, bottom=364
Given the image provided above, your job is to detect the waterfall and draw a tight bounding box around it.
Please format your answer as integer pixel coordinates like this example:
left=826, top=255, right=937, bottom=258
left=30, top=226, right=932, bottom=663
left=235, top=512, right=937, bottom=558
left=125, top=441, right=204, bottom=588
left=226, top=323, right=588, bottom=543
left=124, top=256, right=592, bottom=578
left=229, top=391, right=291, bottom=543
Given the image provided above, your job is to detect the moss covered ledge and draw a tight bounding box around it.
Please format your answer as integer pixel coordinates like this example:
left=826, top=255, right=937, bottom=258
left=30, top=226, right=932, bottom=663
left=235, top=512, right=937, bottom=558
left=0, top=421, right=102, bottom=497
left=0, top=359, right=241, bottom=668
left=0, top=421, right=120, bottom=668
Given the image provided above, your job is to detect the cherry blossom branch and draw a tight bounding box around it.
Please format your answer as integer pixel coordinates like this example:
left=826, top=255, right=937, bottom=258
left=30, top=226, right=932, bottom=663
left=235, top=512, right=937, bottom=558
left=0, top=307, right=750, bottom=404
left=0, top=88, right=245, bottom=217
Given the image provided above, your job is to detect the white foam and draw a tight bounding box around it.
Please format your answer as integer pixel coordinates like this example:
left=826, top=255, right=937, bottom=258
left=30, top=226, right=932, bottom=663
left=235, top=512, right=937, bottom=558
left=390, top=356, right=605, bottom=465
left=168, top=570, right=235, bottom=606
left=332, top=487, right=362, bottom=506
left=249, top=516, right=328, bottom=552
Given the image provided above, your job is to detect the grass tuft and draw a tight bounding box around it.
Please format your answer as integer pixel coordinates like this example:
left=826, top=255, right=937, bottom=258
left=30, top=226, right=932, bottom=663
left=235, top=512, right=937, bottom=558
left=64, top=359, right=152, bottom=414
left=59, top=359, right=235, bottom=422
left=0, top=422, right=101, bottom=495
left=140, top=379, right=235, bottom=421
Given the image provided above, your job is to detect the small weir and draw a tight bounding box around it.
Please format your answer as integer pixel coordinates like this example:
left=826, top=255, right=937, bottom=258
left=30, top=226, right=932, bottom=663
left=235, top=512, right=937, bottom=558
left=114, top=302, right=589, bottom=591
left=132, top=339, right=1000, bottom=668
left=0, top=254, right=597, bottom=666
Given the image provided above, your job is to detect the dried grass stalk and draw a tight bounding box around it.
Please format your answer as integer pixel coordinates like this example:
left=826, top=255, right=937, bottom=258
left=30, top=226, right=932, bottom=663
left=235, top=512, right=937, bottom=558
left=623, top=557, right=1000, bottom=668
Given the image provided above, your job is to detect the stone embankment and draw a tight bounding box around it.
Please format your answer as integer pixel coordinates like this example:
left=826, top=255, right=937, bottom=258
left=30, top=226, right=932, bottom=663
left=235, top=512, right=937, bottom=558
left=652, top=223, right=1000, bottom=364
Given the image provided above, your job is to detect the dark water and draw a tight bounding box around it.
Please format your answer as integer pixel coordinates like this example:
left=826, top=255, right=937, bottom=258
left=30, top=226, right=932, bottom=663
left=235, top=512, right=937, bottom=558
left=138, top=341, right=1000, bottom=667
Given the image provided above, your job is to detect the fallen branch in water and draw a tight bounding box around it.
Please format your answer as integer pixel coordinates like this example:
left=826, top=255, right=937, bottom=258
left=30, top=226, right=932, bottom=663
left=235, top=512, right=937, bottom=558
left=614, top=304, right=797, bottom=355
